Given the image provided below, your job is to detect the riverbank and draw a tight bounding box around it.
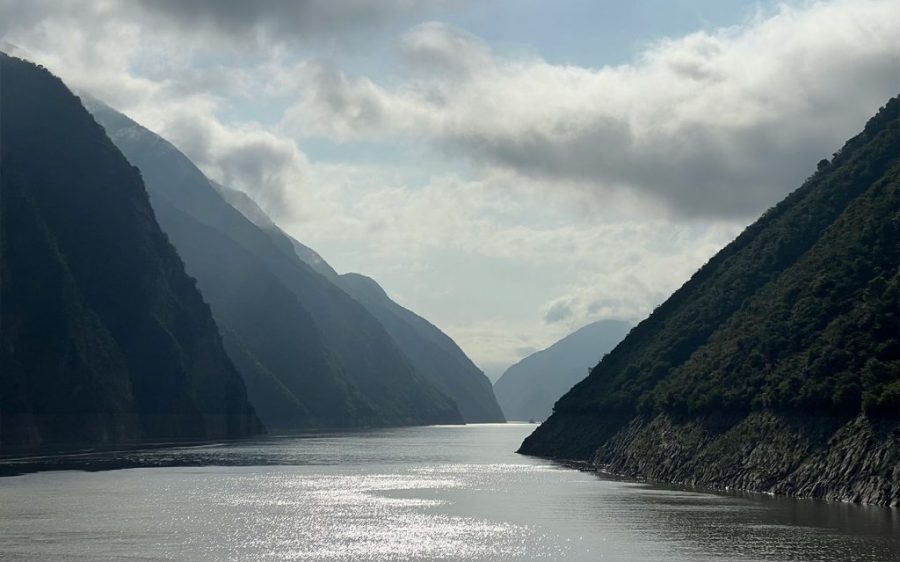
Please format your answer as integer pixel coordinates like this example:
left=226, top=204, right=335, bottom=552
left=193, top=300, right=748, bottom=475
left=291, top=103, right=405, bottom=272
left=521, top=411, right=899, bottom=507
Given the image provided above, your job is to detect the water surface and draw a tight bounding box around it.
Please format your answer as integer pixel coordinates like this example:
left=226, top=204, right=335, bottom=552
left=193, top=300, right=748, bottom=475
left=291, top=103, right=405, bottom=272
left=0, top=423, right=896, bottom=561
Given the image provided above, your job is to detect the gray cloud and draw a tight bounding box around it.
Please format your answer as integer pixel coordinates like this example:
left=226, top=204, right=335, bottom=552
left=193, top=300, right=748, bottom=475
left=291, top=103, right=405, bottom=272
left=285, top=1, right=900, bottom=218
left=133, top=0, right=456, bottom=42
left=401, top=22, right=490, bottom=78
left=543, top=301, right=573, bottom=324
left=0, top=0, right=72, bottom=35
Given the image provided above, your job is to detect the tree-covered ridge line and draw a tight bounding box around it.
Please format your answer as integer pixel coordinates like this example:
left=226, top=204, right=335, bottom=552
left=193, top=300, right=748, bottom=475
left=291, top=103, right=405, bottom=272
left=550, top=96, right=899, bottom=421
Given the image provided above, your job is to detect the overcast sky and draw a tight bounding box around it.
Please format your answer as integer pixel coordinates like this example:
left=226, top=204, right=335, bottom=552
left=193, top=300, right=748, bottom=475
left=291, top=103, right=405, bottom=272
left=3, top=0, right=897, bottom=378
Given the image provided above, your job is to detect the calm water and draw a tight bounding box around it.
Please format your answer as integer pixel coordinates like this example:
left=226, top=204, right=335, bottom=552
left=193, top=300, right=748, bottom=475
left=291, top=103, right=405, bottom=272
left=0, top=423, right=896, bottom=561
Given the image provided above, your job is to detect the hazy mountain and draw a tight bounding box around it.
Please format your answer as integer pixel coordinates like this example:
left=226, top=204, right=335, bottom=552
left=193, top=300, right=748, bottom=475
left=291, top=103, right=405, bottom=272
left=216, top=184, right=505, bottom=423
left=337, top=273, right=505, bottom=422
left=521, top=97, right=899, bottom=505
left=494, top=320, right=631, bottom=421
left=0, top=53, right=262, bottom=453
left=85, top=100, right=463, bottom=430
left=214, top=185, right=340, bottom=280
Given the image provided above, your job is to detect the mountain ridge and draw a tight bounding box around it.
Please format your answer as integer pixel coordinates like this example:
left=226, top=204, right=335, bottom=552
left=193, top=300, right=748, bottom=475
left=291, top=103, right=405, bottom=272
left=494, top=319, right=631, bottom=421
left=0, top=53, right=262, bottom=453
left=519, top=95, right=900, bottom=506
left=85, top=98, right=465, bottom=429
left=214, top=182, right=504, bottom=423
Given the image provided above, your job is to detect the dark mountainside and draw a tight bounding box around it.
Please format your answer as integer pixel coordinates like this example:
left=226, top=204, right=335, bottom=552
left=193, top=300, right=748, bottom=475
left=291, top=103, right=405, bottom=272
left=218, top=184, right=505, bottom=423
left=520, top=97, right=900, bottom=506
left=85, top=100, right=463, bottom=429
left=0, top=54, right=262, bottom=453
left=494, top=320, right=631, bottom=421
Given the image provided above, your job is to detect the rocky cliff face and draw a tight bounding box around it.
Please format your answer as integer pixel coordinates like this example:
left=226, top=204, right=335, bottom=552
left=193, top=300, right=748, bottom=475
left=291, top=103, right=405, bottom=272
left=520, top=96, right=899, bottom=506
left=587, top=413, right=898, bottom=506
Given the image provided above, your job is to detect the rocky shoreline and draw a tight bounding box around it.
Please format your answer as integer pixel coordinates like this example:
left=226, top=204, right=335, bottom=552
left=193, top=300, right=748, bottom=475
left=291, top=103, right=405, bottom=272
left=525, top=412, right=899, bottom=507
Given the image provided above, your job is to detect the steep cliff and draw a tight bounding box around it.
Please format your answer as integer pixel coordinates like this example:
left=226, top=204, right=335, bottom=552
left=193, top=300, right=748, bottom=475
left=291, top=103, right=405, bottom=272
left=86, top=100, right=463, bottom=429
left=0, top=54, right=262, bottom=453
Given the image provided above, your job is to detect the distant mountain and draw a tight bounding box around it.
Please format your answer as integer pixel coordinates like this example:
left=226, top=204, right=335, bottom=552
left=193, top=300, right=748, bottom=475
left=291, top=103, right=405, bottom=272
left=86, top=100, right=463, bottom=430
left=494, top=320, right=631, bottom=421
left=520, top=97, right=900, bottom=506
left=337, top=273, right=505, bottom=422
left=216, top=184, right=504, bottom=423
left=0, top=53, right=262, bottom=453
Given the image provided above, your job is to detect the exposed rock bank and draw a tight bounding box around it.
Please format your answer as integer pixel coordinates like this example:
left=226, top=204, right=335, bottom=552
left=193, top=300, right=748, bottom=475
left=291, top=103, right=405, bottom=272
left=525, top=412, right=899, bottom=507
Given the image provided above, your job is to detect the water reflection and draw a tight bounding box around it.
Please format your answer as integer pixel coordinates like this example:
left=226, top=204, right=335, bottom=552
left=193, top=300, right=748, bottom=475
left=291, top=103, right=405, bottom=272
left=0, top=424, right=896, bottom=561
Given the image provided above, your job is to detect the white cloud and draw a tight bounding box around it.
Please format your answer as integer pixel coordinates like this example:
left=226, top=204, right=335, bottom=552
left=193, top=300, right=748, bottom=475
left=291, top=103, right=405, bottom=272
left=276, top=171, right=741, bottom=368
left=1, top=0, right=892, bottom=372
left=401, top=21, right=491, bottom=77
left=284, top=1, right=900, bottom=217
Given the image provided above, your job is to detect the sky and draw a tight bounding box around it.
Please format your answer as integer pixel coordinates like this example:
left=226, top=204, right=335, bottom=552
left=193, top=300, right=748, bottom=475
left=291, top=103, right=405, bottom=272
left=2, top=0, right=897, bottom=379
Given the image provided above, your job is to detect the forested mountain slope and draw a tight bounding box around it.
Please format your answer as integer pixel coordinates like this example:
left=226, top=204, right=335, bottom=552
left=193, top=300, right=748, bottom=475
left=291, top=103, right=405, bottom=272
left=520, top=97, right=900, bottom=506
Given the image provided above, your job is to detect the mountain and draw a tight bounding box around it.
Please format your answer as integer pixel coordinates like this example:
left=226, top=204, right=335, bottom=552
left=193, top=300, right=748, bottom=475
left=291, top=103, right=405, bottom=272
left=216, top=183, right=504, bottom=423
left=214, top=185, right=339, bottom=279
left=520, top=97, right=900, bottom=506
left=494, top=320, right=631, bottom=421
left=337, top=273, right=505, bottom=422
left=84, top=100, right=463, bottom=429
left=0, top=53, right=262, bottom=453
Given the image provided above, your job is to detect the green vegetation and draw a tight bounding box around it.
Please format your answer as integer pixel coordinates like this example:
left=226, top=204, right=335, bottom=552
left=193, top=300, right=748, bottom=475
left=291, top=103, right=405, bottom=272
left=523, top=96, right=899, bottom=458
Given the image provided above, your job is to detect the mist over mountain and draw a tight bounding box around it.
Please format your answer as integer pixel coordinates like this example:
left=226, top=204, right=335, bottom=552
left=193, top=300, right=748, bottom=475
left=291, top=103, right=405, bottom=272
left=520, top=97, right=900, bottom=505
left=0, top=54, right=262, bottom=452
left=86, top=100, right=464, bottom=429
left=494, top=320, right=631, bottom=422
left=216, top=181, right=504, bottom=423
left=214, top=185, right=340, bottom=280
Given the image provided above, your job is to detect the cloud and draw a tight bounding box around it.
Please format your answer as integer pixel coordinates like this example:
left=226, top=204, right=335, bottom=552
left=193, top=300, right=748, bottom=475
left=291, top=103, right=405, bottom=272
left=401, top=21, right=491, bottom=77
left=131, top=0, right=458, bottom=43
left=543, top=301, right=573, bottom=324
left=272, top=169, right=742, bottom=368
left=285, top=2, right=900, bottom=218
left=3, top=0, right=892, bottom=372
left=156, top=109, right=312, bottom=213
left=280, top=61, right=394, bottom=140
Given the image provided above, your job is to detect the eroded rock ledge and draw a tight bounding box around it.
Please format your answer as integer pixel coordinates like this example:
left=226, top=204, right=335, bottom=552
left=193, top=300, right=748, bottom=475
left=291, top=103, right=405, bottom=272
left=575, top=412, right=899, bottom=506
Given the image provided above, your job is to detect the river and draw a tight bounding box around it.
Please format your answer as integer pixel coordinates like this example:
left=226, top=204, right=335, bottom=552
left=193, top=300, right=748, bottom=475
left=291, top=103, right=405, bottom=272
left=0, top=423, right=896, bottom=561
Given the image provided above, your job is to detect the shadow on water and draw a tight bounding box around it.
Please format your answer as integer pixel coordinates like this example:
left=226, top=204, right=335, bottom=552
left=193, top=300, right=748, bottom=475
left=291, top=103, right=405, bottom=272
left=0, top=427, right=409, bottom=476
